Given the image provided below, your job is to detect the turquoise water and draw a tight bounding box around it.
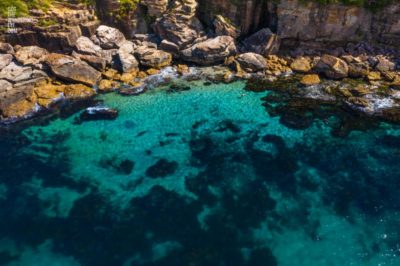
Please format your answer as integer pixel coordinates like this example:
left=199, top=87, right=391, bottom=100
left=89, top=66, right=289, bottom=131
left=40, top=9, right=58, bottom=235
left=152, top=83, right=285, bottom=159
left=1, top=80, right=400, bottom=265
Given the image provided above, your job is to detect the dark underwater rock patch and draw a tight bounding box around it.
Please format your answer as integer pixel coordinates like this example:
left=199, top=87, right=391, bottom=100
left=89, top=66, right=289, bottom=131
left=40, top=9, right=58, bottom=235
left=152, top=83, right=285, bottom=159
left=79, top=106, right=118, bottom=121
left=145, top=159, right=179, bottom=178
left=99, top=157, right=135, bottom=175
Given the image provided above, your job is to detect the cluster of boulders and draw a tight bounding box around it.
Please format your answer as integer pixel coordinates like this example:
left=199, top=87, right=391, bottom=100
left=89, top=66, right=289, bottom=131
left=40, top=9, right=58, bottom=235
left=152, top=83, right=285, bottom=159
left=2, top=15, right=400, bottom=124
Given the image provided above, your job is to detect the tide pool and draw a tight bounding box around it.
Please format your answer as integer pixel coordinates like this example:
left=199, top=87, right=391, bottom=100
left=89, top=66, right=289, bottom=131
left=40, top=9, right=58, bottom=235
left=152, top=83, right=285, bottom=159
left=0, top=80, right=400, bottom=265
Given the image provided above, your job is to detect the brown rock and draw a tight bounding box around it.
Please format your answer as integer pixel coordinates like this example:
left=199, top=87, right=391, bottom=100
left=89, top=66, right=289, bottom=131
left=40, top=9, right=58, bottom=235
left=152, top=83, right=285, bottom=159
left=315, top=55, right=348, bottom=79
left=300, top=74, right=321, bottom=86
left=367, top=71, right=381, bottom=82
left=242, top=28, right=280, bottom=56
left=213, top=15, right=240, bottom=39
left=72, top=51, right=106, bottom=71
left=95, top=25, right=126, bottom=49
left=180, top=36, right=237, bottom=65
left=290, top=57, right=312, bottom=73
left=98, top=79, right=120, bottom=92
left=134, top=47, right=172, bottom=69
left=236, top=53, right=267, bottom=72
left=63, top=84, right=96, bottom=98
left=0, top=54, right=13, bottom=71
left=0, top=43, right=15, bottom=54
left=14, top=46, right=49, bottom=66
left=348, top=62, right=369, bottom=78
left=44, top=53, right=101, bottom=86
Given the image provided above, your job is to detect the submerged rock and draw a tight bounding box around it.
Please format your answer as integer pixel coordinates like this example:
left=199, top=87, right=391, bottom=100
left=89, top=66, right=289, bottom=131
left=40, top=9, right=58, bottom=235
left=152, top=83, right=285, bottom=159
left=145, top=159, right=178, bottom=178
left=79, top=106, right=118, bottom=121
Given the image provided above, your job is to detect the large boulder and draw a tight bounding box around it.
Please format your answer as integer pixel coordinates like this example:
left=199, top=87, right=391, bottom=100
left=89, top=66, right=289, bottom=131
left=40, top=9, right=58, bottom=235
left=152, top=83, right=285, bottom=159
left=117, top=41, right=139, bottom=73
left=94, top=25, right=126, bottom=49
left=75, top=36, right=103, bottom=56
left=236, top=53, right=266, bottom=72
left=134, top=46, right=172, bottom=69
left=44, top=53, right=101, bottom=86
left=375, top=57, right=396, bottom=72
left=213, top=15, right=240, bottom=39
left=314, top=55, right=349, bottom=79
left=290, top=57, right=312, bottom=73
left=0, top=54, right=13, bottom=70
left=0, top=62, right=33, bottom=83
left=180, top=36, right=237, bottom=65
left=14, top=46, right=49, bottom=65
left=242, top=28, right=280, bottom=56
left=72, top=51, right=106, bottom=71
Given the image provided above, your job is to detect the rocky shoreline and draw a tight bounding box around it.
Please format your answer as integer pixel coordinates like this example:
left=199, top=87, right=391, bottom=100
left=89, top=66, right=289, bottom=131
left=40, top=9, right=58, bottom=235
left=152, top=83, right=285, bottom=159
left=1, top=2, right=400, bottom=126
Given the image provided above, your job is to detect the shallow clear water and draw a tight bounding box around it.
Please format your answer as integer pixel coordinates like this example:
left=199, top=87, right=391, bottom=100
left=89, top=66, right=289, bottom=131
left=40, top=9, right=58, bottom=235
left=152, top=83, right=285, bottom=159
left=1, top=80, right=400, bottom=265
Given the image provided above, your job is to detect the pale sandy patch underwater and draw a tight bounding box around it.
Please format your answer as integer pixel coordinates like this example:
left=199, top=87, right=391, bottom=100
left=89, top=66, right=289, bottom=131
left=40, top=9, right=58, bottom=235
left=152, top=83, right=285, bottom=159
left=1, top=80, right=400, bottom=265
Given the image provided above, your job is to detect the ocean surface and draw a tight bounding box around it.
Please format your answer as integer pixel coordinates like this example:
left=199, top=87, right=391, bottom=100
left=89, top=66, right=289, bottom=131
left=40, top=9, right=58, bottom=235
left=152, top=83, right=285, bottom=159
left=1, top=79, right=400, bottom=265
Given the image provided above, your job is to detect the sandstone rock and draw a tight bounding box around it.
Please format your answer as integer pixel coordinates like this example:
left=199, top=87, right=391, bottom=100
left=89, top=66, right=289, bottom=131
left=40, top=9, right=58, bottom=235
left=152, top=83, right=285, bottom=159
left=177, top=64, right=189, bottom=75
left=63, top=84, right=95, bottom=98
left=160, top=40, right=180, bottom=55
left=0, top=43, right=14, bottom=54
left=154, top=0, right=205, bottom=48
left=213, top=15, right=240, bottom=39
left=95, top=25, right=126, bottom=49
left=134, top=47, right=172, bottom=69
left=242, top=28, right=280, bottom=56
left=44, top=53, right=101, bottom=86
left=366, top=71, right=381, bottom=81
left=0, top=80, right=12, bottom=94
left=98, top=79, right=120, bottom=92
left=72, top=51, right=106, bottom=71
left=75, top=36, right=103, bottom=56
left=375, top=57, right=396, bottom=72
left=102, top=68, right=121, bottom=80
left=34, top=83, right=64, bottom=107
left=0, top=85, right=37, bottom=119
left=0, top=62, right=33, bottom=83
left=265, top=55, right=291, bottom=76
left=290, top=57, right=312, bottom=73
left=349, top=85, right=372, bottom=96
left=180, top=36, right=237, bottom=65
left=140, top=0, right=168, bottom=17
left=0, top=54, right=13, bottom=71
left=300, top=74, right=321, bottom=86
left=236, top=53, right=266, bottom=72
left=381, top=71, right=396, bottom=82
left=315, top=55, right=348, bottom=79
left=117, top=42, right=139, bottom=73
left=348, top=62, right=369, bottom=78
left=14, top=46, right=49, bottom=66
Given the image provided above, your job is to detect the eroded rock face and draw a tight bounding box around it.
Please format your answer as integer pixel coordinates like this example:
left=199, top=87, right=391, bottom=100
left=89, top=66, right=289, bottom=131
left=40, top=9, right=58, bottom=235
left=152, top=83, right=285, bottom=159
left=214, top=15, right=240, bottom=39
left=44, top=53, right=101, bottom=86
left=242, top=28, right=280, bottom=56
left=315, top=55, right=349, bottom=79
left=95, top=25, right=126, bottom=49
left=154, top=0, right=205, bottom=49
left=236, top=53, right=266, bottom=72
left=180, top=36, right=237, bottom=65
left=15, top=46, right=49, bottom=66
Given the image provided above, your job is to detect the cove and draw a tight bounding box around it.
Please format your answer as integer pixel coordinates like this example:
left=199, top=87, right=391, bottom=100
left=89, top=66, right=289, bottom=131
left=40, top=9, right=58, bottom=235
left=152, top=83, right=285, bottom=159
left=1, top=80, right=400, bottom=266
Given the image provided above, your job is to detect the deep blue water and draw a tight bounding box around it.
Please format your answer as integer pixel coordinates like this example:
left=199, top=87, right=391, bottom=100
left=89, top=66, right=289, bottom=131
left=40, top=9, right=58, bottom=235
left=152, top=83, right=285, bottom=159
left=1, top=80, right=400, bottom=265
